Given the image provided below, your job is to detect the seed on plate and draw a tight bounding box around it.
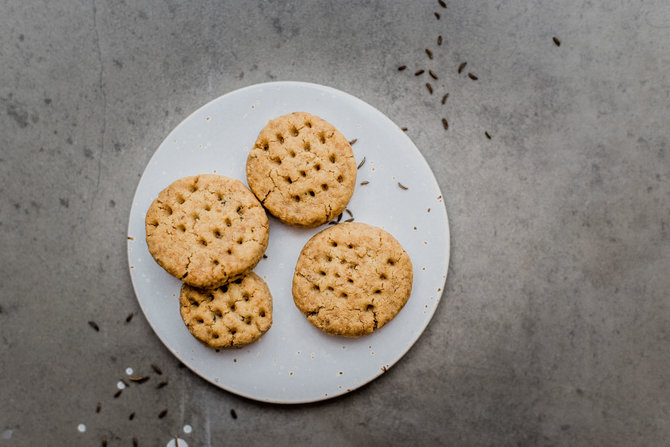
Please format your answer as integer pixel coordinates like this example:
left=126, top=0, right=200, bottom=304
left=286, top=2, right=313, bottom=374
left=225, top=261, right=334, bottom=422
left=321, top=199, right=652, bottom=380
left=485, top=131, right=492, bottom=139
left=336, top=213, right=342, bottom=223
left=231, top=409, right=238, bottom=419
left=425, top=48, right=433, bottom=59
left=156, top=381, right=168, bottom=389
left=553, top=36, right=561, bottom=46
left=126, top=312, right=134, bottom=323
left=345, top=209, right=353, bottom=218
left=132, top=437, right=138, bottom=447
left=158, top=408, right=168, bottom=419
left=101, top=437, right=107, bottom=447
left=429, top=70, right=438, bottom=80
left=88, top=321, right=99, bottom=332
left=437, top=35, right=442, bottom=46
left=458, top=62, right=467, bottom=73
left=438, top=0, right=447, bottom=7
left=441, top=93, right=449, bottom=104
left=468, top=73, right=478, bottom=80
left=400, top=126, right=408, bottom=131
left=349, top=138, right=358, bottom=146
left=120, top=377, right=130, bottom=387
left=151, top=364, right=163, bottom=375
left=130, top=376, right=149, bottom=384
left=442, top=118, right=449, bottom=130
left=360, top=181, right=370, bottom=186
left=397, top=65, right=407, bottom=71
left=434, top=12, right=440, bottom=19
left=129, top=412, right=135, bottom=420
left=344, top=218, right=354, bottom=222
left=114, top=389, right=122, bottom=398
left=426, top=83, right=433, bottom=94
left=414, top=69, right=424, bottom=76
left=357, top=157, right=366, bottom=169
left=263, top=254, right=268, bottom=259
left=96, top=402, right=101, bottom=413
left=398, top=183, right=408, bottom=190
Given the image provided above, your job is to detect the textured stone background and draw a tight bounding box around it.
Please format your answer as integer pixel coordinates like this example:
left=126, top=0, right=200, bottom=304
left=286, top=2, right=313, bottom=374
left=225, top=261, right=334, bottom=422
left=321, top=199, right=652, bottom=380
left=1, top=0, right=669, bottom=445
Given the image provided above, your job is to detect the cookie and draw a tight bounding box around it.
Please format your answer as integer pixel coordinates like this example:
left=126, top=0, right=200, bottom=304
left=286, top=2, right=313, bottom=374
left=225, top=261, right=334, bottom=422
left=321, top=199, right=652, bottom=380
left=145, top=174, right=269, bottom=289
left=292, top=222, right=413, bottom=337
left=246, top=112, right=357, bottom=228
left=179, top=272, right=273, bottom=348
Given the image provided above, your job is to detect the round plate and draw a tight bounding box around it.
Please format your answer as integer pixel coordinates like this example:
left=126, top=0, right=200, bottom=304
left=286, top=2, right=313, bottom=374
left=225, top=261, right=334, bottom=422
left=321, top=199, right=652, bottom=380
left=127, top=81, right=450, bottom=403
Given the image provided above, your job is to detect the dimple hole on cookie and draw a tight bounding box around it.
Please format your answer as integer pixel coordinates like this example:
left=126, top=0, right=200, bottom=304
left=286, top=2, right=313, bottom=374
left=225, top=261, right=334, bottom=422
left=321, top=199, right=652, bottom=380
left=313, top=284, right=320, bottom=291
left=204, top=204, right=211, bottom=211
left=214, top=309, right=223, bottom=318
left=200, top=239, right=208, bottom=247
left=220, top=284, right=228, bottom=293
left=260, top=309, right=266, bottom=317
left=236, top=238, right=243, bottom=245
left=319, top=133, right=326, bottom=144
left=304, top=141, right=311, bottom=151
left=326, top=286, right=334, bottom=292
left=212, top=333, right=219, bottom=339
left=231, top=329, right=237, bottom=335
left=273, top=157, right=282, bottom=165
left=366, top=304, right=374, bottom=312
left=212, top=259, right=219, bottom=266
left=331, top=242, right=338, bottom=247
left=335, top=272, right=341, bottom=278
left=243, top=293, right=250, bottom=301
left=291, top=126, right=299, bottom=137
left=244, top=316, right=252, bottom=325
left=374, top=289, right=381, bottom=294
left=177, top=224, right=186, bottom=232
left=230, top=304, right=236, bottom=311
left=347, top=278, right=354, bottom=284
left=188, top=298, right=199, bottom=307
left=189, top=184, right=197, bottom=193
left=321, top=183, right=328, bottom=191
left=305, top=121, right=312, bottom=128
left=277, top=134, right=285, bottom=144
left=285, top=176, right=293, bottom=184
left=227, top=248, right=232, bottom=255
left=308, top=190, right=315, bottom=197
left=225, top=218, right=232, bottom=227
left=380, top=273, right=387, bottom=280
left=217, top=193, right=224, bottom=201
left=192, top=213, right=200, bottom=221
left=387, top=259, right=396, bottom=266
left=233, top=278, right=243, bottom=285
left=337, top=175, right=344, bottom=183
left=177, top=195, right=185, bottom=204
left=320, top=270, right=326, bottom=276
left=341, top=292, right=348, bottom=298
left=326, top=256, right=333, bottom=262
left=294, top=195, right=301, bottom=202
left=261, top=141, right=269, bottom=151
left=315, top=164, right=321, bottom=171
left=165, top=205, right=173, bottom=215
left=214, top=229, right=222, bottom=238
left=236, top=205, right=243, bottom=215
left=329, top=154, right=336, bottom=163
left=197, top=318, right=204, bottom=324
left=289, top=150, right=296, bottom=157
left=299, top=170, right=306, bottom=177
left=348, top=244, right=354, bottom=249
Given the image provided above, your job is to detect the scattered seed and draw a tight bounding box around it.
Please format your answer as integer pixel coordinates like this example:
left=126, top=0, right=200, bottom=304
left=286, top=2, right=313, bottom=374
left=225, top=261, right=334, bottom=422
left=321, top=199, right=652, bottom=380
left=114, top=389, right=122, bottom=398
left=125, top=312, right=134, bottom=323
left=425, top=48, right=433, bottom=59
left=398, top=183, right=408, bottom=190
left=485, top=131, right=492, bottom=139
left=426, top=83, right=433, bottom=94
left=468, top=73, right=478, bottom=80
left=336, top=213, right=342, bottom=223
left=263, top=254, right=268, bottom=259
left=345, top=209, right=353, bottom=218
left=360, top=181, right=369, bottom=186
left=458, top=62, right=467, bottom=73
left=88, top=321, right=99, bottom=332
left=158, top=409, right=168, bottom=419
left=438, top=0, right=447, bottom=7
left=151, top=364, right=163, bottom=375
left=442, top=118, right=449, bottom=130
left=397, top=65, right=407, bottom=71
left=129, top=412, right=135, bottom=420
left=156, top=381, right=168, bottom=389
left=101, top=436, right=107, bottom=447
left=344, top=218, right=354, bottom=222
left=349, top=138, right=358, bottom=146
left=127, top=236, right=135, bottom=240
left=175, top=435, right=180, bottom=447
left=328, top=221, right=337, bottom=225
left=132, top=437, right=138, bottom=447
left=441, top=93, right=449, bottom=104
left=177, top=362, right=186, bottom=368
left=120, top=378, right=130, bottom=387
left=429, top=70, right=438, bottom=80
left=414, top=69, right=424, bottom=76
left=553, top=36, right=561, bottom=47
left=434, top=12, right=440, bottom=19
left=130, top=376, right=149, bottom=384
left=400, top=126, right=408, bottom=131
left=357, top=157, right=366, bottom=169
left=96, top=402, right=101, bottom=413
left=231, top=409, right=238, bottom=419
left=437, top=35, right=442, bottom=46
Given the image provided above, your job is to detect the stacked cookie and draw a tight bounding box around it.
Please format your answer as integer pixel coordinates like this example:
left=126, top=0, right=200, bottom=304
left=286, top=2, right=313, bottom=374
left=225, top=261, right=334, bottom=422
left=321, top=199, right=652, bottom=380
left=146, top=112, right=413, bottom=347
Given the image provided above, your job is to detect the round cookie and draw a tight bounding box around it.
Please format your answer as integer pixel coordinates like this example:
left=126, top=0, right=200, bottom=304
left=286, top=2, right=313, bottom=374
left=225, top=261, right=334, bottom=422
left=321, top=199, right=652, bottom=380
left=246, top=112, right=357, bottom=228
left=179, top=272, right=273, bottom=348
left=145, top=174, right=269, bottom=289
left=292, top=222, right=413, bottom=337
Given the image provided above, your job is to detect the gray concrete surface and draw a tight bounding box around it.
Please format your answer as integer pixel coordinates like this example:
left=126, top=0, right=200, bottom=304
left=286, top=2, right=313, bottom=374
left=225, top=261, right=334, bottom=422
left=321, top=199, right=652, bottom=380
left=1, top=0, right=669, bottom=445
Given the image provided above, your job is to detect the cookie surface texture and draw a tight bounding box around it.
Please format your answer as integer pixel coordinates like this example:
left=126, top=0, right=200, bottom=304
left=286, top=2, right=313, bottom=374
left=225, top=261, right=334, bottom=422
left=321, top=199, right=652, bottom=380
left=180, top=272, right=273, bottom=348
left=246, top=112, right=357, bottom=227
left=292, top=222, right=413, bottom=337
left=145, top=174, right=269, bottom=289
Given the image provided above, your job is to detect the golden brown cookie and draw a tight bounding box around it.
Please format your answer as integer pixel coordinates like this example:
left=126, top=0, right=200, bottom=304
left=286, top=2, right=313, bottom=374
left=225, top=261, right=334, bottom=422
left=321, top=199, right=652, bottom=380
left=179, top=272, right=273, bottom=348
left=145, top=174, right=269, bottom=289
left=292, top=222, right=413, bottom=337
left=246, top=112, right=357, bottom=228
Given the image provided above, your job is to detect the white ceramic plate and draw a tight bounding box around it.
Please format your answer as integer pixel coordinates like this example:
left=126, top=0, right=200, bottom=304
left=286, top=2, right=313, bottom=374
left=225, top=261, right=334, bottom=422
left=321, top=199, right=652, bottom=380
left=127, top=81, right=449, bottom=404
